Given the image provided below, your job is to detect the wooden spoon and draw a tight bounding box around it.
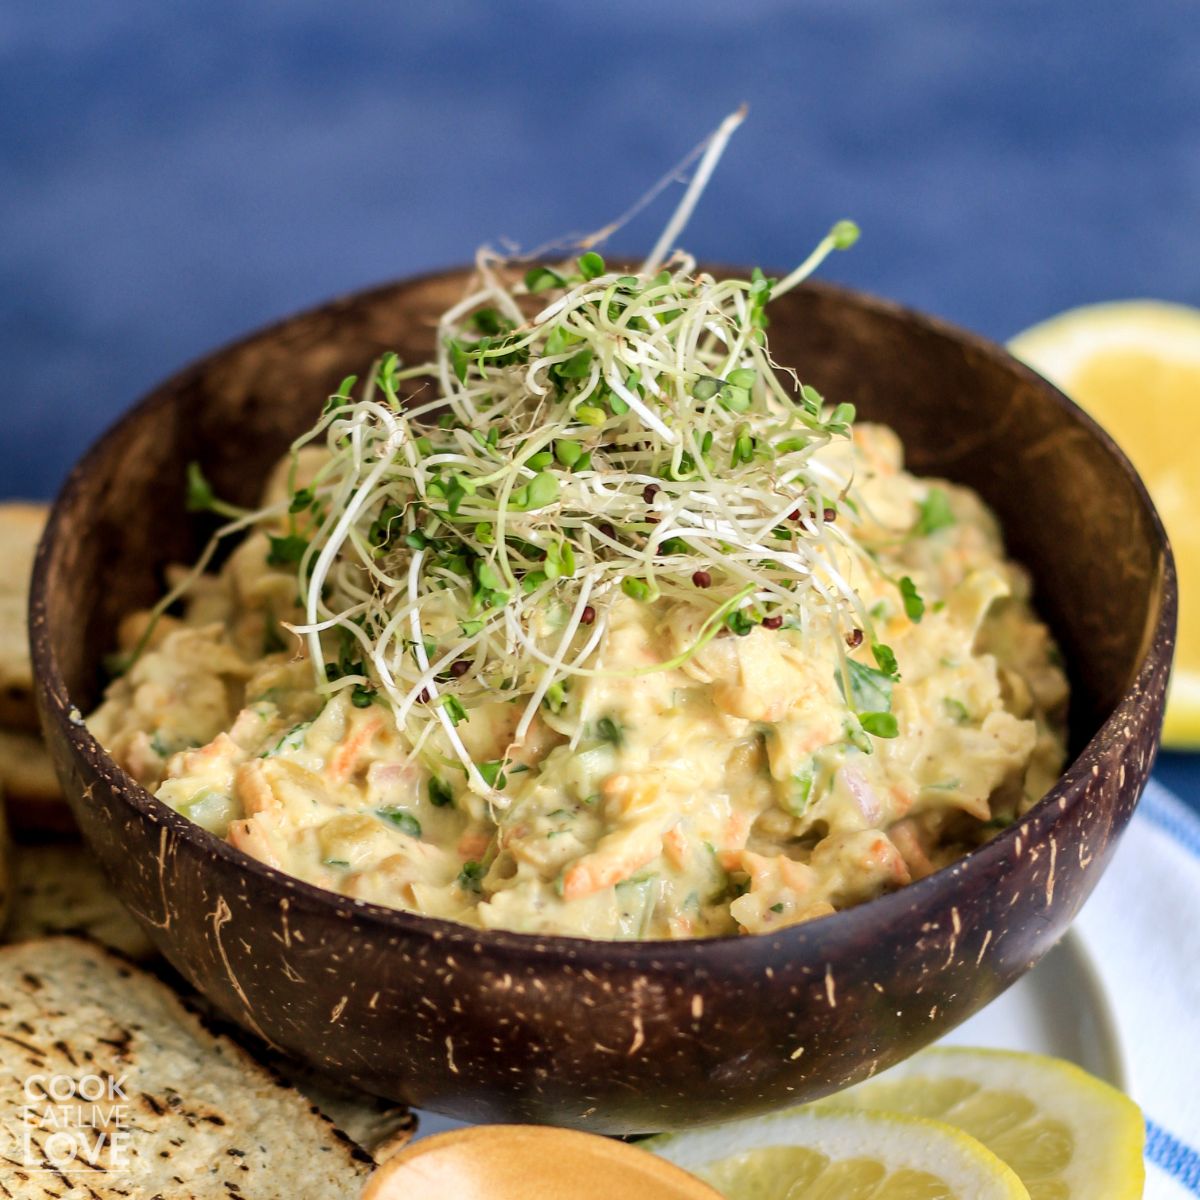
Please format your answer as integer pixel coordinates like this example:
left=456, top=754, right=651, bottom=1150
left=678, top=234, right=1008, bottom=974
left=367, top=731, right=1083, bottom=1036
left=362, top=1124, right=723, bottom=1200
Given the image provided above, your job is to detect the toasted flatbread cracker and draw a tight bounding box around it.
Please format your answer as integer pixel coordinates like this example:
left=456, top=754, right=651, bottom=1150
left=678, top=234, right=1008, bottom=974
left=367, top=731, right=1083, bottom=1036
left=0, top=726, right=74, bottom=834
left=266, top=1060, right=418, bottom=1163
left=0, top=502, right=47, bottom=732
left=0, top=802, right=10, bottom=933
left=0, top=937, right=372, bottom=1196
left=6, top=840, right=157, bottom=959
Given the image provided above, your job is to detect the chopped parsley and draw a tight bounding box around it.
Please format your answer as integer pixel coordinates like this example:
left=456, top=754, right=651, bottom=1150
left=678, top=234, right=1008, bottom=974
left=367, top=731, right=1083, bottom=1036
left=259, top=723, right=310, bottom=758
left=785, top=762, right=816, bottom=817
left=914, top=487, right=956, bottom=536
left=596, top=716, right=624, bottom=746
left=477, top=759, right=508, bottom=790
left=377, top=809, right=422, bottom=838
left=457, top=860, right=486, bottom=892
left=429, top=777, right=454, bottom=807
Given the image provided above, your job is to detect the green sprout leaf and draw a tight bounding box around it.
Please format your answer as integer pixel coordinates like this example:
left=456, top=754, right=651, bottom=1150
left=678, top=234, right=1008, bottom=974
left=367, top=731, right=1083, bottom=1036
left=830, top=219, right=860, bottom=249
left=429, top=777, right=454, bottom=807
left=621, top=577, right=654, bottom=602
left=786, top=762, right=815, bottom=817
left=477, top=759, right=508, bottom=789
left=555, top=439, right=582, bottom=467
left=915, top=488, right=956, bottom=536
left=524, top=266, right=566, bottom=294
left=375, top=352, right=402, bottom=393
left=576, top=404, right=606, bottom=426
left=899, top=576, right=925, bottom=623
left=185, top=462, right=247, bottom=519
left=871, top=643, right=900, bottom=678
left=578, top=251, right=606, bottom=280
left=800, top=384, right=824, bottom=416
left=458, top=860, right=485, bottom=893
left=322, top=374, right=358, bottom=415
left=469, top=308, right=512, bottom=336
left=596, top=716, right=624, bottom=746
left=521, top=471, right=560, bottom=510
left=555, top=348, right=594, bottom=379
left=258, top=722, right=311, bottom=759
left=544, top=539, right=576, bottom=580
left=828, top=402, right=857, bottom=429
left=447, top=338, right=470, bottom=383
left=837, top=658, right=894, bottom=714
left=731, top=425, right=756, bottom=467
left=185, top=461, right=216, bottom=512
left=725, top=609, right=756, bottom=636
left=719, top=384, right=752, bottom=413
left=859, top=711, right=899, bottom=738
left=267, top=534, right=309, bottom=567
left=288, top=487, right=315, bottom=515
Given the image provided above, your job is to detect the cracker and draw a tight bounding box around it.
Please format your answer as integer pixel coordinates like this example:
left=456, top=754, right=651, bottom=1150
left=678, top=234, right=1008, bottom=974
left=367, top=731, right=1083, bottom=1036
left=0, top=937, right=372, bottom=1196
left=0, top=726, right=74, bottom=834
left=0, top=802, right=10, bottom=932
left=265, top=1059, right=418, bottom=1163
left=6, top=840, right=157, bottom=960
left=0, top=502, right=47, bottom=732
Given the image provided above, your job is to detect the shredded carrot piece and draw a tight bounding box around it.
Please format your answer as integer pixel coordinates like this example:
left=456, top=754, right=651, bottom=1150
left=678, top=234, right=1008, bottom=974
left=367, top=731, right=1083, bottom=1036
left=457, top=830, right=491, bottom=861
left=561, top=841, right=659, bottom=901
left=663, top=824, right=689, bottom=869
left=326, top=716, right=383, bottom=781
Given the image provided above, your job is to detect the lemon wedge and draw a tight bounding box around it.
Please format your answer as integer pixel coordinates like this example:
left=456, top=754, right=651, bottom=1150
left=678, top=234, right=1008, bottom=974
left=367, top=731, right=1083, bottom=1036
left=647, top=1106, right=1029, bottom=1199
left=827, top=1046, right=1145, bottom=1199
left=1009, top=301, right=1200, bottom=747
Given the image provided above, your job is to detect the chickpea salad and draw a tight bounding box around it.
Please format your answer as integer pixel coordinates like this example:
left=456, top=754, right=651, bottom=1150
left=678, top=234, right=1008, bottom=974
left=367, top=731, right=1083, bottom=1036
left=89, top=117, right=1067, bottom=940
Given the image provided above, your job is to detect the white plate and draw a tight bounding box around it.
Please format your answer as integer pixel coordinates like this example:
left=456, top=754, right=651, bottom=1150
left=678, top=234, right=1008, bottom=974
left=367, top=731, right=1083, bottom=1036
left=413, top=929, right=1126, bottom=1140
left=942, top=929, right=1128, bottom=1088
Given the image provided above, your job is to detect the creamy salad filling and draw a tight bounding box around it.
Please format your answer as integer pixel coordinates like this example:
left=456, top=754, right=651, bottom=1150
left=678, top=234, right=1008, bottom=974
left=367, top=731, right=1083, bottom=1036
left=90, top=421, right=1066, bottom=940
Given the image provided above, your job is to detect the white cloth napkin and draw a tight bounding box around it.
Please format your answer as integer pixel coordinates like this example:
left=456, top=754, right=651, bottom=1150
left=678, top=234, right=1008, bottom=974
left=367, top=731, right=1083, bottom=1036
left=1076, top=778, right=1200, bottom=1198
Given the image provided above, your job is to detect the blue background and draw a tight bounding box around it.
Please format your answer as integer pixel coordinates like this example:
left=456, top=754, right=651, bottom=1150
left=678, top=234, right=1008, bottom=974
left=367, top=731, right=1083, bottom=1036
left=1, top=1, right=1195, bottom=799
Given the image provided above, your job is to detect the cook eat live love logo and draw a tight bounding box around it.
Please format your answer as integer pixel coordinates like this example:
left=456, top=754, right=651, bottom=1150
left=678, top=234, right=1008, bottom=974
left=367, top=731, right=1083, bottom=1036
left=15, top=1072, right=133, bottom=1172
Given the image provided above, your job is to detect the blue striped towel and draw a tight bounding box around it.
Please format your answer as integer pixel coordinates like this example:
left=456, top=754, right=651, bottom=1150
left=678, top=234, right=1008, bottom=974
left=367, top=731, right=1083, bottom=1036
left=1076, top=779, right=1200, bottom=1197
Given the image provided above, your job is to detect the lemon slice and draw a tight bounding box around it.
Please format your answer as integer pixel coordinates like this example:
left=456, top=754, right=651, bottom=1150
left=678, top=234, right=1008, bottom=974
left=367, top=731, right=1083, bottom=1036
left=827, top=1046, right=1145, bottom=1199
left=1009, top=301, right=1200, bottom=747
left=646, top=1106, right=1029, bottom=1199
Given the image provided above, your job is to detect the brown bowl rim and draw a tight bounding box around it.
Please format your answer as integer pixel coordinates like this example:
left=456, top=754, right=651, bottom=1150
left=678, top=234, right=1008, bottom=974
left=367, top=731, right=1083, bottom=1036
left=29, top=266, right=1177, bottom=965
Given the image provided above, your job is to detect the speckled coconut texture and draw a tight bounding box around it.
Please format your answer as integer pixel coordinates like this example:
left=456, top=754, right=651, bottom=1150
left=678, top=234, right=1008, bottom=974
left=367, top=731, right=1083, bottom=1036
left=30, top=271, right=1176, bottom=1134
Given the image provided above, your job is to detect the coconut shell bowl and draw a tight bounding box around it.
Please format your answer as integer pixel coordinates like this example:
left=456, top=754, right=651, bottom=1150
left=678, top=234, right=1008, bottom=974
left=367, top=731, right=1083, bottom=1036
left=30, top=270, right=1175, bottom=1134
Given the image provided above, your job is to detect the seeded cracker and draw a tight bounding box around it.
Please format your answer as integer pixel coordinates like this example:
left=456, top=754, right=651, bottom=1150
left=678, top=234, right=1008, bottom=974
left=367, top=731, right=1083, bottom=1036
left=0, top=728, right=72, bottom=834
left=0, top=503, right=45, bottom=733
left=0, top=937, right=371, bottom=1197
left=5, top=842, right=156, bottom=960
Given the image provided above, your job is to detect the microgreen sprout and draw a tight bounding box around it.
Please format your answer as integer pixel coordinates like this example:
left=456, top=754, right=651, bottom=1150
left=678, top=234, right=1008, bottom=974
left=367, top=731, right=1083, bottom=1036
left=899, top=575, right=925, bottom=622
left=168, top=111, right=885, bottom=797
left=186, top=462, right=249, bottom=521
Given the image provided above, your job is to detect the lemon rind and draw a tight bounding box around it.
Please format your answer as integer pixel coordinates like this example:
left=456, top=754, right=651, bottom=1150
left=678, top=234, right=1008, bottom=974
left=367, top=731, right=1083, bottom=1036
left=829, top=1046, right=1145, bottom=1198
left=646, top=1104, right=1030, bottom=1198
